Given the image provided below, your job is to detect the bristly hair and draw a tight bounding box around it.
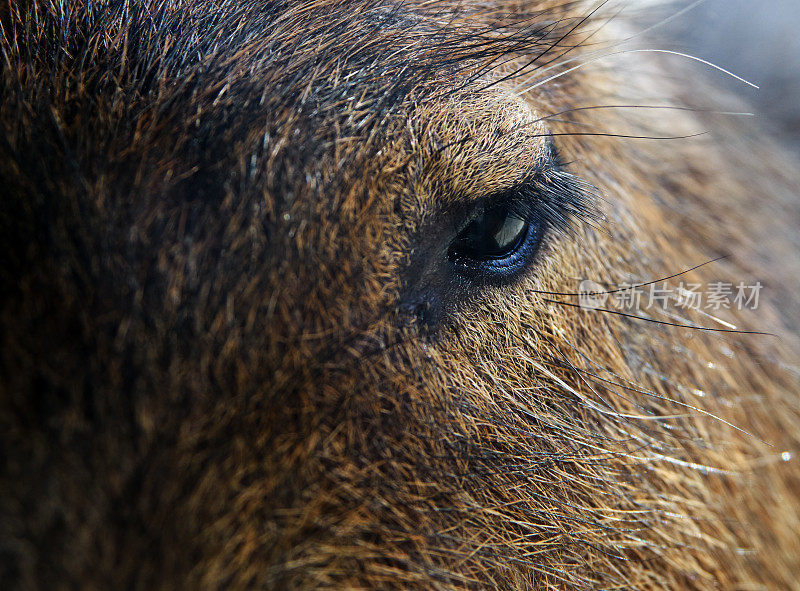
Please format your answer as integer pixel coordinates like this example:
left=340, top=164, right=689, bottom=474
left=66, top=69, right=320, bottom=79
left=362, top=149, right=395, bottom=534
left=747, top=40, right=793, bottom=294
left=1, top=0, right=598, bottom=135
left=13, top=2, right=786, bottom=590
left=0, top=0, right=604, bottom=252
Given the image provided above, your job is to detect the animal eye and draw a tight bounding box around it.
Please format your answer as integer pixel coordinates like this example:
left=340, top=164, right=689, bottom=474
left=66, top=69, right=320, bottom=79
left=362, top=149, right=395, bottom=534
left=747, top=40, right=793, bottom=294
left=448, top=200, right=544, bottom=281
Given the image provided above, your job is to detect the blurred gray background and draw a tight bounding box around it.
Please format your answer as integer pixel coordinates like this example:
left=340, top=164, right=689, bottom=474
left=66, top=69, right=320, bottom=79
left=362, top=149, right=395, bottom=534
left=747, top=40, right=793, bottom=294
left=655, top=0, right=800, bottom=152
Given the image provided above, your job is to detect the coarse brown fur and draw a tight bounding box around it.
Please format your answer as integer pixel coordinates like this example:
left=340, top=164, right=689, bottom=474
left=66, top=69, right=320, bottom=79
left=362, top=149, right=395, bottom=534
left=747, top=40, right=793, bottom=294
left=1, top=0, right=800, bottom=588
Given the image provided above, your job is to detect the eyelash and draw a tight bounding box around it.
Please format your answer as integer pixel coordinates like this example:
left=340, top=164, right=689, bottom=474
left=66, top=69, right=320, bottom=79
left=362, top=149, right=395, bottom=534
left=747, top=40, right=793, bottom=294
left=502, top=168, right=601, bottom=238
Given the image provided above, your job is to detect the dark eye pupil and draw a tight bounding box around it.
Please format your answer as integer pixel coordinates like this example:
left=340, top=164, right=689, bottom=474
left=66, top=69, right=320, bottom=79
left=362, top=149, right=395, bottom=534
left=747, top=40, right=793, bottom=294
left=449, top=204, right=528, bottom=261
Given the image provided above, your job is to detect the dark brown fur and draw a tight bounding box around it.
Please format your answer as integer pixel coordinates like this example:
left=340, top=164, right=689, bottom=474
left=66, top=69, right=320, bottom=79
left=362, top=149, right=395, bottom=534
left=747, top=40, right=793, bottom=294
left=2, top=1, right=800, bottom=588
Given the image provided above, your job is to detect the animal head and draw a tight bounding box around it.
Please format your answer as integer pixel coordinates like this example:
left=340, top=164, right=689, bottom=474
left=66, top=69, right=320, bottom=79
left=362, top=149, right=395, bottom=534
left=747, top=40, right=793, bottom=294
left=2, top=1, right=799, bottom=588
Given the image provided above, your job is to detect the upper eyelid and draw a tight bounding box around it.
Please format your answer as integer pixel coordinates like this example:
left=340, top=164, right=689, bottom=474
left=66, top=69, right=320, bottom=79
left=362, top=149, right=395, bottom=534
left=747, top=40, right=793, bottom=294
left=457, top=142, right=559, bottom=213
left=440, top=140, right=601, bottom=238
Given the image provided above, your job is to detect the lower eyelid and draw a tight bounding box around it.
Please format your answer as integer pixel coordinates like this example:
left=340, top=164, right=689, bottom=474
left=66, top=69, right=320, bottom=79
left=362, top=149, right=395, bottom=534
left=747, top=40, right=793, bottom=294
left=449, top=216, right=544, bottom=282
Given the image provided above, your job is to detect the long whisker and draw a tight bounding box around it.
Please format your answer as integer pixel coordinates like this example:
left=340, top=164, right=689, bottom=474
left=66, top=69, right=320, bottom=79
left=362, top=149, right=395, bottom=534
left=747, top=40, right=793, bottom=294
left=619, top=0, right=710, bottom=42
left=627, top=49, right=758, bottom=88
left=473, top=0, right=615, bottom=94
left=530, top=257, right=727, bottom=297
left=543, top=297, right=776, bottom=336
left=513, top=48, right=758, bottom=96
left=534, top=104, right=755, bottom=121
